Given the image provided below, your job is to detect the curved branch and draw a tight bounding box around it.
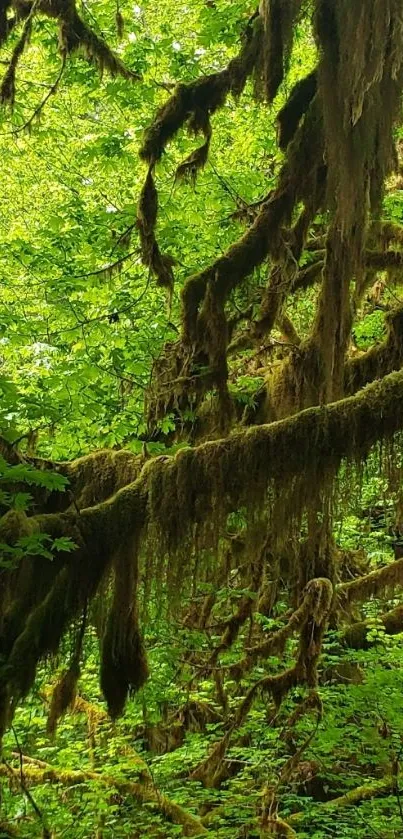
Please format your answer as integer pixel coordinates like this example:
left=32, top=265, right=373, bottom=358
left=229, top=586, right=314, bottom=678
left=182, top=97, right=324, bottom=343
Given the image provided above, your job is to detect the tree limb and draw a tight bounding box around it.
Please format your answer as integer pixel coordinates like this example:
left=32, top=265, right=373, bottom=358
left=0, top=762, right=207, bottom=836
left=289, top=775, right=402, bottom=825
left=342, top=604, right=403, bottom=648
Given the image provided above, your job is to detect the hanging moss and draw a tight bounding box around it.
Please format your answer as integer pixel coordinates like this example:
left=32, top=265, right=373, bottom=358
left=277, top=69, right=318, bottom=150
left=258, top=0, right=302, bottom=103
left=46, top=609, right=86, bottom=735
left=58, top=12, right=137, bottom=78
left=287, top=0, right=403, bottom=421
left=265, top=285, right=403, bottom=422
left=0, top=509, right=46, bottom=646
left=0, top=0, right=136, bottom=93
left=149, top=369, right=403, bottom=553
left=143, top=95, right=326, bottom=430
left=2, top=370, right=403, bottom=739
left=182, top=93, right=324, bottom=343
left=0, top=486, right=145, bottom=736
left=136, top=13, right=261, bottom=294
left=316, top=0, right=403, bottom=241
left=175, top=116, right=211, bottom=184
left=0, top=0, right=12, bottom=46
left=42, top=0, right=136, bottom=77
left=100, top=535, right=148, bottom=718
left=0, top=11, right=31, bottom=106
left=140, top=14, right=261, bottom=165
left=47, top=659, right=80, bottom=736
left=137, top=166, right=175, bottom=293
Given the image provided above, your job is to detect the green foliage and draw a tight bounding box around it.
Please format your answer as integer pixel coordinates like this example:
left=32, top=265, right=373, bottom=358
left=353, top=310, right=386, bottom=350
left=3, top=604, right=403, bottom=838
left=1, top=2, right=403, bottom=839
left=0, top=458, right=75, bottom=566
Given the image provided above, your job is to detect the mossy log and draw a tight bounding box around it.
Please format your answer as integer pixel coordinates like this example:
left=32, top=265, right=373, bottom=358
left=342, top=604, right=403, bottom=649
left=289, top=775, right=401, bottom=825
left=337, top=557, right=403, bottom=606
left=0, top=762, right=207, bottom=837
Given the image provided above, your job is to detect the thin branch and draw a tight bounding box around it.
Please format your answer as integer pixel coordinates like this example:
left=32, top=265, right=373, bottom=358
left=10, top=56, right=66, bottom=135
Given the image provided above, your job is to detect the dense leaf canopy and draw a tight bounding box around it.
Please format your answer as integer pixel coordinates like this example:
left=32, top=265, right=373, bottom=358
left=2, top=2, right=403, bottom=838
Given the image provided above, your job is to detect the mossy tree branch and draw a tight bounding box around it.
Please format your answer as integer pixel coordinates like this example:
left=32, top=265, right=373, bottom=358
left=4, top=371, right=403, bottom=735
left=289, top=775, right=402, bottom=825
left=0, top=761, right=207, bottom=836
left=342, top=604, right=403, bottom=649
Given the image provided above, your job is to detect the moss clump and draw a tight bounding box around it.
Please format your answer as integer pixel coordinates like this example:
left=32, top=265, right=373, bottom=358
left=0, top=0, right=137, bottom=110
left=47, top=660, right=80, bottom=736
left=100, top=535, right=148, bottom=718
left=258, top=0, right=301, bottom=103
left=0, top=8, right=31, bottom=106
left=137, top=166, right=175, bottom=293
left=277, top=69, right=318, bottom=150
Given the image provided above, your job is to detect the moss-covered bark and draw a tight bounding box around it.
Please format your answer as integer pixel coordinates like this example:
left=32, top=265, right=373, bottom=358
left=0, top=762, right=207, bottom=836
left=0, top=0, right=137, bottom=91
left=3, top=12, right=403, bottom=812
left=3, top=370, right=403, bottom=736
left=337, top=557, right=403, bottom=606
left=342, top=604, right=403, bottom=648
left=289, top=775, right=402, bottom=825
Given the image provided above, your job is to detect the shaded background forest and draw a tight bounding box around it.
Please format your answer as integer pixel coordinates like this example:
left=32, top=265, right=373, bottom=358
left=2, top=2, right=403, bottom=838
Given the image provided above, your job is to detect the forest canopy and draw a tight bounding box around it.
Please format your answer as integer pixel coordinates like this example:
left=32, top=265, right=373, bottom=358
left=2, top=1, right=403, bottom=837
